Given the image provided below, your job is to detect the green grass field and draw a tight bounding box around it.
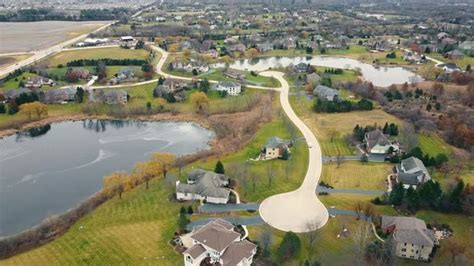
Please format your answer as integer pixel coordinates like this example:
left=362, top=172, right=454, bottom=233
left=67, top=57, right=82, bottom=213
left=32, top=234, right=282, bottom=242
left=321, top=161, right=392, bottom=190
left=418, top=133, right=453, bottom=157
left=45, top=47, right=150, bottom=67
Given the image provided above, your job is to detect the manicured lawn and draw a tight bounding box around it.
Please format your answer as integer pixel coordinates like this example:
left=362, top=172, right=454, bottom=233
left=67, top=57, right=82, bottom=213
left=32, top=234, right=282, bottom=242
left=45, top=47, right=150, bottom=67
left=0, top=72, right=38, bottom=91
left=418, top=133, right=453, bottom=157
left=321, top=161, right=392, bottom=190
left=2, top=179, right=183, bottom=265
left=248, top=216, right=374, bottom=265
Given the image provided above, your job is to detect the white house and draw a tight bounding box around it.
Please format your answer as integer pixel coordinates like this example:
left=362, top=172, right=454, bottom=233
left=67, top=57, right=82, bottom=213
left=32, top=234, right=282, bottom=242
left=381, top=216, right=437, bottom=261
left=395, top=156, right=431, bottom=189
left=183, top=219, right=257, bottom=266
left=215, top=81, right=242, bottom=96
left=176, top=169, right=230, bottom=204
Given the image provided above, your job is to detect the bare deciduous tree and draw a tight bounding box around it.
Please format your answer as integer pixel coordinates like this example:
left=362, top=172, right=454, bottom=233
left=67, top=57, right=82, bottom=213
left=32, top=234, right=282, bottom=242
left=267, top=161, right=276, bottom=187
left=352, top=222, right=372, bottom=266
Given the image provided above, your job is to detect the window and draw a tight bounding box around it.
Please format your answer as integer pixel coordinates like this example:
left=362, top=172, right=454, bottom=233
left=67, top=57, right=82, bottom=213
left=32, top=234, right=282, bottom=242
left=404, top=243, right=407, bottom=246
left=401, top=248, right=406, bottom=252
left=416, top=250, right=419, bottom=254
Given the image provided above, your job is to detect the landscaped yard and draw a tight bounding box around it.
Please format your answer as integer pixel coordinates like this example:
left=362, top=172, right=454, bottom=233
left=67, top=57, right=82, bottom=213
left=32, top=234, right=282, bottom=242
left=45, top=47, right=150, bottom=67
left=248, top=216, right=374, bottom=265
left=418, top=132, right=453, bottom=157
left=321, top=161, right=392, bottom=191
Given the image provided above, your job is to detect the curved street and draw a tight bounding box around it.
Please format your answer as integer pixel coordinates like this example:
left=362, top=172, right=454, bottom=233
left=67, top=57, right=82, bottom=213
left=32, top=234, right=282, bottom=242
left=258, top=72, right=329, bottom=233
left=153, top=46, right=329, bottom=232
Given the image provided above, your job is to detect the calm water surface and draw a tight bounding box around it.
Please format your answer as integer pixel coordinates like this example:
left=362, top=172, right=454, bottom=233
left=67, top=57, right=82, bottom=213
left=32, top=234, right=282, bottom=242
left=0, top=120, right=214, bottom=236
left=213, top=56, right=423, bottom=87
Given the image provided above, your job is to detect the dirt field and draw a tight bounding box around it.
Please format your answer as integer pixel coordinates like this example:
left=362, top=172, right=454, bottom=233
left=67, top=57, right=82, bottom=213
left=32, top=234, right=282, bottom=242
left=0, top=54, right=33, bottom=70
left=0, top=21, right=109, bottom=54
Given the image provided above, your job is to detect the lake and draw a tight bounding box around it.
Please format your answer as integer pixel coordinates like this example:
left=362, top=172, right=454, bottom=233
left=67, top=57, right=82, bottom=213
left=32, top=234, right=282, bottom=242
left=213, top=56, right=422, bottom=87
left=0, top=120, right=214, bottom=236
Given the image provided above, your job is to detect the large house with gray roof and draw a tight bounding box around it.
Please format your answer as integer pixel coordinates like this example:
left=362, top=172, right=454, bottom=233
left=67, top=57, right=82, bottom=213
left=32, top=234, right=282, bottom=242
left=395, top=156, right=431, bottom=189
left=313, top=85, right=340, bottom=102
left=183, top=219, right=257, bottom=266
left=176, top=169, right=230, bottom=204
left=215, top=81, right=242, bottom=96
left=381, top=216, right=437, bottom=261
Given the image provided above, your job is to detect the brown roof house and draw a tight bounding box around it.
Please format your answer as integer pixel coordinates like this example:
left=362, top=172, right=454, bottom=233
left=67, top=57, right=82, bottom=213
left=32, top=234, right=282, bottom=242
left=381, top=216, right=437, bottom=261
left=176, top=169, right=230, bottom=204
left=364, top=129, right=399, bottom=156
left=183, top=219, right=257, bottom=266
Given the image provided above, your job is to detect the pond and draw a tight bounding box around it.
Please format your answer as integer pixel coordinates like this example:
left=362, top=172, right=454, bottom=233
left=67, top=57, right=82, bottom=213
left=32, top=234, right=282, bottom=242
left=213, top=56, right=422, bottom=87
left=0, top=120, right=214, bottom=236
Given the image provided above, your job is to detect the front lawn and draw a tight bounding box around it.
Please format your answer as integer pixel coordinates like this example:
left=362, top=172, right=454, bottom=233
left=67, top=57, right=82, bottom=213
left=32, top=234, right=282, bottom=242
left=321, top=161, right=392, bottom=191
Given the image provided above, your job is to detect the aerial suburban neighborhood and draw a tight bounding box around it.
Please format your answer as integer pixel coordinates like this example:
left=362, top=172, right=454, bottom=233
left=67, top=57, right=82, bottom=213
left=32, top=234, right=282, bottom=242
left=0, top=0, right=472, bottom=265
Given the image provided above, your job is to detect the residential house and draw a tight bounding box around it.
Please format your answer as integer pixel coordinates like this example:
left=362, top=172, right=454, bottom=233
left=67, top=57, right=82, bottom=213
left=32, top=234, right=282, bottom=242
left=43, top=87, right=76, bottom=104
left=215, top=81, right=242, bottom=96
left=313, top=85, right=340, bottom=102
left=110, top=68, right=135, bottom=84
left=171, top=59, right=209, bottom=73
left=364, top=129, right=399, bottom=156
left=445, top=50, right=464, bottom=60
left=381, top=216, right=437, bottom=261
left=437, top=63, right=461, bottom=73
left=294, top=62, right=308, bottom=73
left=395, top=156, right=431, bottom=189
left=232, top=43, right=247, bottom=53
left=403, top=52, right=423, bottom=63
left=153, top=79, right=188, bottom=102
left=256, top=42, right=274, bottom=53
left=224, top=36, right=239, bottom=45
left=183, top=219, right=257, bottom=266
left=306, top=72, right=321, bottom=85
left=224, top=69, right=245, bottom=80
left=25, top=76, right=55, bottom=89
left=95, top=89, right=128, bottom=105
left=286, top=37, right=297, bottom=50
left=176, top=169, right=230, bottom=204
left=261, top=137, right=291, bottom=160
left=459, top=40, right=474, bottom=56
left=120, top=36, right=135, bottom=48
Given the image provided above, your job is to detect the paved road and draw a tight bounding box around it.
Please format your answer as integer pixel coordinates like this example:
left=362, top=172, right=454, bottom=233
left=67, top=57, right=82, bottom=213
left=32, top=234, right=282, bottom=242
left=186, top=216, right=264, bottom=231
left=257, top=72, right=329, bottom=233
left=0, top=22, right=115, bottom=78
left=317, top=186, right=386, bottom=196
left=199, top=203, right=259, bottom=213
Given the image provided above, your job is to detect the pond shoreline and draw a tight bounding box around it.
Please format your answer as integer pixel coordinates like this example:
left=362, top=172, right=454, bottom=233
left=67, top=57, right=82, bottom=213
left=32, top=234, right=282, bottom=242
left=0, top=112, right=213, bottom=139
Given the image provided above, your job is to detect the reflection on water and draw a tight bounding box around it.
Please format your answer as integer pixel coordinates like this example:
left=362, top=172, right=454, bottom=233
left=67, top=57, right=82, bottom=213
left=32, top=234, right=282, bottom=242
left=213, top=56, right=423, bottom=87
left=0, top=120, right=214, bottom=236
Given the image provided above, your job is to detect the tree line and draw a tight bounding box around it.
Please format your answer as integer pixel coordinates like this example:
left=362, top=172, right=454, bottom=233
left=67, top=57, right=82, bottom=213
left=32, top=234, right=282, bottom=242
left=0, top=8, right=129, bottom=22
left=66, top=58, right=148, bottom=68
left=314, top=98, right=373, bottom=113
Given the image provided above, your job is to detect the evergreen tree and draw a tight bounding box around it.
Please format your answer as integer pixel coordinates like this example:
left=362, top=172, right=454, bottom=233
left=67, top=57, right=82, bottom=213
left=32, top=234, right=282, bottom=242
left=449, top=180, right=465, bottom=212
left=281, top=148, right=290, bottom=160
left=278, top=231, right=301, bottom=261
left=0, top=103, right=6, bottom=114
left=178, top=211, right=189, bottom=233
left=214, top=160, right=225, bottom=174
left=389, top=182, right=404, bottom=205
left=382, top=122, right=389, bottom=134
left=406, top=186, right=420, bottom=211
left=187, top=206, right=194, bottom=215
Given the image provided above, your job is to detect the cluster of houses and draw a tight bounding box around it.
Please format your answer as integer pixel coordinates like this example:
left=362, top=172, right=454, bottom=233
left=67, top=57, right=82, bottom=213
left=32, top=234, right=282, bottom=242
left=170, top=59, right=210, bottom=74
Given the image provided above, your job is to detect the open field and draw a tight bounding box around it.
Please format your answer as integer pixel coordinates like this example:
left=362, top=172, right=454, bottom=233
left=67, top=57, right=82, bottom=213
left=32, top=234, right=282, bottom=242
left=321, top=161, right=392, bottom=190
left=45, top=47, right=150, bottom=67
left=0, top=54, right=33, bottom=70
left=0, top=21, right=110, bottom=54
